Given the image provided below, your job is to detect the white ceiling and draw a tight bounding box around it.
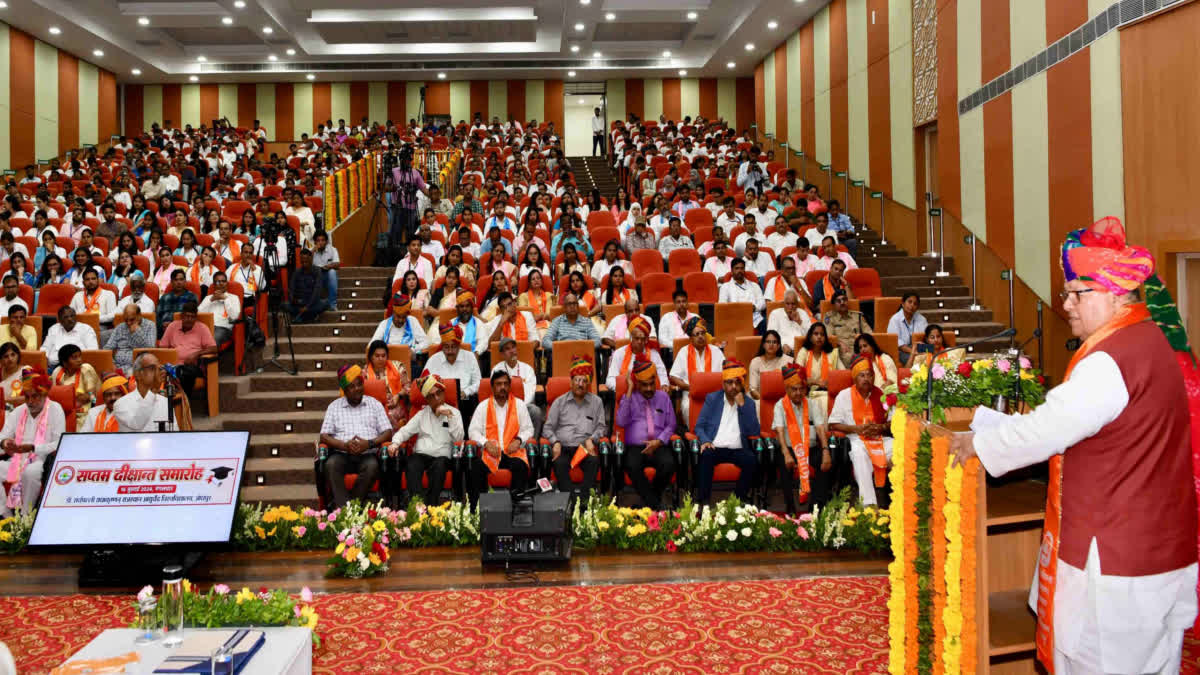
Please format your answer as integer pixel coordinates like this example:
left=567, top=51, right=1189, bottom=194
left=4, top=0, right=831, bottom=83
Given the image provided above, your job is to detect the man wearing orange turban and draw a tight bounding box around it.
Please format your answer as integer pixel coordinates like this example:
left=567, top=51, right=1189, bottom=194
left=614, top=354, right=678, bottom=511
left=605, top=314, right=666, bottom=391
left=772, top=362, right=832, bottom=513
left=693, top=359, right=760, bottom=504
left=424, top=322, right=482, bottom=400
left=0, top=367, right=66, bottom=516
left=544, top=355, right=605, bottom=498
left=372, top=291, right=431, bottom=353
left=829, top=354, right=891, bottom=507
left=952, top=217, right=1200, bottom=674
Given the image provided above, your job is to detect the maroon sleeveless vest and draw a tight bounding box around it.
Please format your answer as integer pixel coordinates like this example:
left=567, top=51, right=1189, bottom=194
left=1059, top=320, right=1197, bottom=575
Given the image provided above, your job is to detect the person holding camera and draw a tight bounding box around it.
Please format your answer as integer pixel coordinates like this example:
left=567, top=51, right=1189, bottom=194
left=389, top=148, right=430, bottom=246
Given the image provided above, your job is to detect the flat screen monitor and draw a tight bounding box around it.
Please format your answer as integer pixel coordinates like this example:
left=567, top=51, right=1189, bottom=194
left=27, top=431, right=249, bottom=547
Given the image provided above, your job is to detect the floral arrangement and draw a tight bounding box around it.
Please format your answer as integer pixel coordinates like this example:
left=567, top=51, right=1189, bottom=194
left=887, top=352, right=1047, bottom=423
left=0, top=510, right=34, bottom=554
left=329, top=516, right=389, bottom=579
left=133, top=581, right=320, bottom=646
left=572, top=489, right=889, bottom=555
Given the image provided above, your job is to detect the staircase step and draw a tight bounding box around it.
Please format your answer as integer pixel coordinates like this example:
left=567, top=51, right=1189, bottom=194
left=246, top=433, right=317, bottom=458
left=292, top=322, right=379, bottom=338
left=939, top=321, right=1009, bottom=339
left=228, top=389, right=343, bottom=414
left=892, top=284, right=971, bottom=299
left=868, top=256, right=956, bottom=277
left=245, top=457, right=316, bottom=485
left=221, top=410, right=326, bottom=435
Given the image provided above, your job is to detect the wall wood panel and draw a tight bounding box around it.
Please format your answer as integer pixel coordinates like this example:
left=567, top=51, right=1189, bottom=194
left=56, top=51, right=78, bottom=158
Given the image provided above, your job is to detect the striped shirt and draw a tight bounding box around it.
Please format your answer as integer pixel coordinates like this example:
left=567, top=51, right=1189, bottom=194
left=541, top=315, right=601, bottom=350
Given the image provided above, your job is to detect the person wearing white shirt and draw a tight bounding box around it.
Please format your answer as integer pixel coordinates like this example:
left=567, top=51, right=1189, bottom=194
left=391, top=241, right=435, bottom=286
left=602, top=300, right=657, bottom=349
left=715, top=200, right=744, bottom=231
left=657, top=290, right=699, bottom=349
left=42, top=306, right=99, bottom=369
left=467, top=370, right=534, bottom=504
left=196, top=271, right=241, bottom=344
left=0, top=277, right=28, bottom=318
left=789, top=241, right=823, bottom=277
left=742, top=239, right=776, bottom=280
left=657, top=217, right=694, bottom=257
left=490, top=337, right=543, bottom=438
left=70, top=268, right=118, bottom=324
left=371, top=301, right=431, bottom=353
left=423, top=326, right=482, bottom=397
left=732, top=216, right=766, bottom=257
left=771, top=364, right=832, bottom=513
left=591, top=107, right=606, bottom=156
left=0, top=374, right=66, bottom=516
left=669, top=317, right=725, bottom=420
left=113, top=352, right=173, bottom=432
left=827, top=357, right=893, bottom=507
left=485, top=295, right=539, bottom=348
left=483, top=208, right=517, bottom=235
left=702, top=241, right=735, bottom=280
left=590, top=245, right=632, bottom=285
left=804, top=220, right=838, bottom=250
left=765, top=217, right=799, bottom=253
left=604, top=322, right=667, bottom=391
left=116, top=277, right=157, bottom=317
left=392, top=374, right=465, bottom=505
left=719, top=258, right=766, bottom=329
left=767, top=290, right=815, bottom=356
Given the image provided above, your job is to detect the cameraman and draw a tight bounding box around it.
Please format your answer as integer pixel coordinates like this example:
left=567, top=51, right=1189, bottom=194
left=389, top=148, right=430, bottom=247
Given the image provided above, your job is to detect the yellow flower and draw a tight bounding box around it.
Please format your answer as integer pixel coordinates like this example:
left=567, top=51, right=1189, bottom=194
left=876, top=515, right=890, bottom=525
left=235, top=588, right=254, bottom=605
left=847, top=508, right=860, bottom=518
left=182, top=579, right=191, bottom=593
left=597, top=521, right=610, bottom=531
left=0, top=532, right=11, bottom=542
left=372, top=520, right=386, bottom=532
left=368, top=553, right=382, bottom=566
left=972, top=359, right=994, bottom=372
left=870, top=528, right=881, bottom=536
left=1020, top=370, right=1035, bottom=380
left=299, top=606, right=318, bottom=630
left=254, top=526, right=266, bottom=539
left=411, top=522, right=422, bottom=532
left=841, top=518, right=856, bottom=527
left=267, top=526, right=277, bottom=537
left=343, top=546, right=360, bottom=562
left=335, top=542, right=345, bottom=554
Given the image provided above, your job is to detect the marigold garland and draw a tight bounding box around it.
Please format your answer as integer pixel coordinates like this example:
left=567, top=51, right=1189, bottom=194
left=887, top=410, right=909, bottom=674
left=348, top=163, right=359, bottom=212
left=324, top=174, right=336, bottom=229
left=959, top=455, right=979, bottom=674
left=930, top=433, right=951, bottom=675
left=942, top=453, right=965, bottom=674
left=336, top=171, right=349, bottom=222
left=904, top=417, right=921, bottom=669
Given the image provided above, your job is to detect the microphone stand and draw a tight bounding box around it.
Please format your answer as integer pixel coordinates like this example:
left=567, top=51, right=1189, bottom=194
left=1008, top=329, right=1042, bottom=413
left=924, top=327, right=1017, bottom=422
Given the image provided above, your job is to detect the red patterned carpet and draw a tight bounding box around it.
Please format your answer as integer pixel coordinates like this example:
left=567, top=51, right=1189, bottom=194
left=3, top=577, right=891, bottom=674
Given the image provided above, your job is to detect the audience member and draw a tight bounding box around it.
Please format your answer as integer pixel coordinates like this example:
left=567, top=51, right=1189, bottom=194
left=311, top=231, right=340, bottom=311
left=748, top=330, right=793, bottom=402
left=287, top=249, right=328, bottom=324
left=829, top=356, right=892, bottom=507
left=424, top=323, right=482, bottom=399
left=605, top=316, right=667, bottom=391
left=392, top=374, right=464, bottom=506
left=0, top=306, right=35, bottom=351
left=82, top=371, right=127, bottom=433
left=0, top=369, right=65, bottom=516
left=159, top=301, right=217, bottom=397
left=156, top=269, right=198, bottom=337
left=197, top=271, right=241, bottom=345
left=467, top=370, right=533, bottom=506
left=373, top=293, right=430, bottom=352
left=113, top=352, right=171, bottom=431
left=52, top=343, right=100, bottom=429
left=615, top=356, right=677, bottom=510
left=43, top=306, right=98, bottom=368
left=772, top=363, right=831, bottom=513
left=718, top=258, right=766, bottom=330
left=545, top=355, right=605, bottom=498
left=694, top=359, right=759, bottom=504
left=320, top=365, right=394, bottom=508
left=888, top=292, right=927, bottom=365
left=106, top=304, right=157, bottom=372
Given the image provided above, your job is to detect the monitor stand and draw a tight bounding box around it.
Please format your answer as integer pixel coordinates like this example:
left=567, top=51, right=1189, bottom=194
left=79, top=548, right=205, bottom=588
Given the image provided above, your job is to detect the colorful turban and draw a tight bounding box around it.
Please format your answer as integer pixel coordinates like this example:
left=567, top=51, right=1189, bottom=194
left=682, top=316, right=706, bottom=338
left=337, top=364, right=363, bottom=390
left=569, top=354, right=594, bottom=379
left=722, top=358, right=747, bottom=382
left=628, top=315, right=652, bottom=339
left=420, top=373, right=445, bottom=397
left=100, top=371, right=128, bottom=393
left=1060, top=217, right=1154, bottom=296
left=782, top=363, right=805, bottom=388
left=391, top=292, right=411, bottom=314
left=631, top=355, right=657, bottom=383
left=456, top=290, right=475, bottom=306
left=850, top=354, right=874, bottom=378
left=21, top=368, right=51, bottom=396
left=439, top=322, right=463, bottom=345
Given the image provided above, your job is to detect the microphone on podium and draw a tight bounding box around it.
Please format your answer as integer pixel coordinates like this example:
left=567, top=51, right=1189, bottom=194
left=924, top=327, right=1017, bottom=420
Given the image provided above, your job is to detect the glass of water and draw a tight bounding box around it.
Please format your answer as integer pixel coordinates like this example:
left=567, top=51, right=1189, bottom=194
left=134, top=597, right=160, bottom=645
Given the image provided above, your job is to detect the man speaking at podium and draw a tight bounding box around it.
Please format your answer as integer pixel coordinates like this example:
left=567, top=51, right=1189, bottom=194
left=952, top=217, right=1199, bottom=675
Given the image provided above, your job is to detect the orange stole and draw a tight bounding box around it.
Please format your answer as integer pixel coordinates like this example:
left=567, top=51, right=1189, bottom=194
left=782, top=397, right=811, bottom=495
left=805, top=351, right=830, bottom=382
left=365, top=361, right=403, bottom=398
left=481, top=397, right=529, bottom=472
left=686, top=344, right=713, bottom=376
left=527, top=291, right=550, bottom=328
left=1034, top=302, right=1149, bottom=673
left=82, top=288, right=102, bottom=312
left=93, top=408, right=118, bottom=432
left=501, top=313, right=531, bottom=340
left=850, top=386, right=887, bottom=487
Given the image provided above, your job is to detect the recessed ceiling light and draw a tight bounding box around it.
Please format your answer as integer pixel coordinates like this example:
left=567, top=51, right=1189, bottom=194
left=569, top=44, right=579, bottom=53
left=286, top=48, right=296, bottom=55
left=568, top=70, right=576, bottom=77
left=0, top=2, right=8, bottom=8
left=744, top=43, right=755, bottom=51
left=662, top=50, right=671, bottom=57
left=678, top=69, right=687, bottom=76
left=131, top=68, right=142, bottom=75
left=268, top=54, right=277, bottom=61
left=687, top=11, right=698, bottom=19
left=189, top=75, right=198, bottom=82
left=92, top=49, right=104, bottom=57
left=767, top=20, right=779, bottom=29
left=580, top=0, right=590, bottom=4
left=48, top=26, right=61, bottom=35
left=726, top=61, right=736, bottom=68
left=262, top=26, right=273, bottom=34
left=593, top=50, right=601, bottom=58
left=605, top=12, right=615, bottom=20
left=306, top=73, right=315, bottom=80
left=234, top=0, right=246, bottom=7
left=574, top=22, right=584, bottom=31
left=222, top=16, right=233, bottom=25
left=437, top=72, right=446, bottom=79
left=138, top=17, right=149, bottom=25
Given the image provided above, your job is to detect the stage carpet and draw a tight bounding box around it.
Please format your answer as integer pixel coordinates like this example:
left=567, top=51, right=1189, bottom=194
left=5, top=576, right=892, bottom=674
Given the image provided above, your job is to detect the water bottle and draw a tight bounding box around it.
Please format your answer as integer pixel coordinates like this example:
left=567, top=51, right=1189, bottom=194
left=317, top=445, right=328, bottom=462
left=525, top=441, right=539, bottom=474
left=613, top=440, right=625, bottom=460
left=598, top=439, right=611, bottom=494
left=672, top=437, right=684, bottom=459
left=540, top=441, right=553, bottom=479
left=689, top=438, right=701, bottom=458
left=161, top=565, right=185, bottom=647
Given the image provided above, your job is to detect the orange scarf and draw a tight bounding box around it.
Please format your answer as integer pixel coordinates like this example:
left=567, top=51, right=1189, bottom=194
left=1036, top=302, right=1149, bottom=672
left=782, top=397, right=811, bottom=495
left=581, top=292, right=597, bottom=311
left=528, top=291, right=550, bottom=328
left=93, top=408, right=118, bottom=432
left=55, top=368, right=82, bottom=394
left=502, top=312, right=530, bottom=340
left=82, top=288, right=102, bottom=312
left=874, top=355, right=893, bottom=386
left=686, top=344, right=713, bottom=376
left=850, top=385, right=887, bottom=487
left=805, top=350, right=830, bottom=382
left=482, top=396, right=528, bottom=472
left=821, top=276, right=838, bottom=301
left=771, top=277, right=792, bottom=301
left=188, top=262, right=210, bottom=285
left=609, top=288, right=631, bottom=305
left=619, top=346, right=650, bottom=380
left=366, top=361, right=403, bottom=398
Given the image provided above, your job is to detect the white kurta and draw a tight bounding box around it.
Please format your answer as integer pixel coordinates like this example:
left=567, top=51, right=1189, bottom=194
left=973, top=351, right=1198, bottom=673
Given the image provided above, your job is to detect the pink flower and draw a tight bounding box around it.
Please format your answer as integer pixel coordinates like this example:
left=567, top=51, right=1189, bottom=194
left=327, top=513, right=337, bottom=522
left=1019, top=356, right=1031, bottom=369
left=768, top=527, right=782, bottom=538
left=295, top=526, right=306, bottom=537
left=398, top=527, right=412, bottom=542
left=300, top=587, right=313, bottom=602
left=798, top=513, right=814, bottom=522
left=646, top=512, right=660, bottom=531
left=213, top=584, right=230, bottom=595
left=336, top=532, right=345, bottom=542
left=997, top=359, right=1011, bottom=373
left=797, top=526, right=809, bottom=540
left=294, top=605, right=302, bottom=618
left=931, top=364, right=946, bottom=380
left=345, top=536, right=355, bottom=547
left=317, top=521, right=327, bottom=531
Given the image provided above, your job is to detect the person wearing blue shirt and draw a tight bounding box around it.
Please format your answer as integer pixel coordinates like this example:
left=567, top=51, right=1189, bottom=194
left=479, top=227, right=514, bottom=258
left=693, top=359, right=760, bottom=504
left=826, top=199, right=857, bottom=257
left=551, top=223, right=593, bottom=262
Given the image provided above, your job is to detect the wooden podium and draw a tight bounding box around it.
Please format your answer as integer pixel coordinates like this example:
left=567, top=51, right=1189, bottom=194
left=933, top=414, right=1045, bottom=674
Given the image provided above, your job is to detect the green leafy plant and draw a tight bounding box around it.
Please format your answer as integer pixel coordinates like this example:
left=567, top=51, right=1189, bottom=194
left=133, top=581, right=320, bottom=646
